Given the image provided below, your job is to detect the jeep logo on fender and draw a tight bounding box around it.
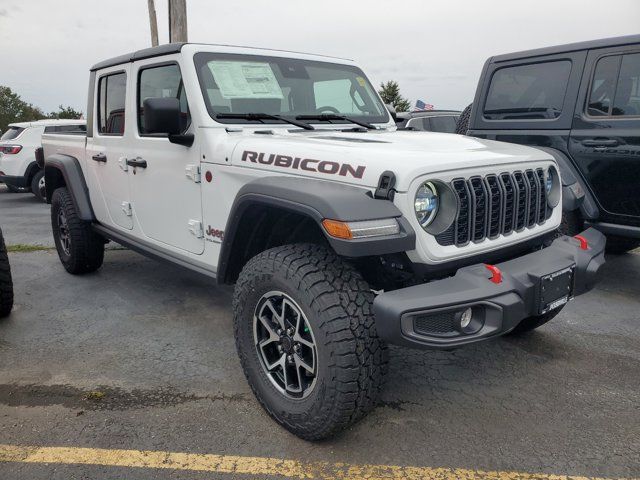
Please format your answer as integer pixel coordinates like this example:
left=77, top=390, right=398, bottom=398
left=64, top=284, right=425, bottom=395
left=241, top=151, right=366, bottom=179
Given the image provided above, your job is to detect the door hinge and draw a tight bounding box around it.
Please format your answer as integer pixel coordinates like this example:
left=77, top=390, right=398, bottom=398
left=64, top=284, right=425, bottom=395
left=121, top=201, right=132, bottom=217
left=185, top=164, right=201, bottom=183
left=188, top=219, right=204, bottom=238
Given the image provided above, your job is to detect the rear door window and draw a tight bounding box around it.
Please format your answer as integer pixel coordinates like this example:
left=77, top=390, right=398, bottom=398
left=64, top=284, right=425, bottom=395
left=587, top=52, right=640, bottom=117
left=484, top=61, right=572, bottom=120
left=97, top=72, right=127, bottom=135
left=1, top=126, right=25, bottom=141
left=613, top=53, right=640, bottom=116
left=587, top=55, right=620, bottom=116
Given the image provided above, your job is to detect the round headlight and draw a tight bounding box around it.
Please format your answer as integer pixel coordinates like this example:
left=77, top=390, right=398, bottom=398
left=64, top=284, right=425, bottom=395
left=546, top=166, right=561, bottom=208
left=545, top=169, right=553, bottom=194
left=415, top=181, right=439, bottom=228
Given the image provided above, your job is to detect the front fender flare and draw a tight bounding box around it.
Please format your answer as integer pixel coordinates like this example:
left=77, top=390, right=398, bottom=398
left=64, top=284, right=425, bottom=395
left=535, top=147, right=598, bottom=220
left=218, top=176, right=415, bottom=283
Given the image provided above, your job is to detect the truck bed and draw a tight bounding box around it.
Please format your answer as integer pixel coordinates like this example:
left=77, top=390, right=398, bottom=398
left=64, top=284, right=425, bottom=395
left=42, top=133, right=87, bottom=165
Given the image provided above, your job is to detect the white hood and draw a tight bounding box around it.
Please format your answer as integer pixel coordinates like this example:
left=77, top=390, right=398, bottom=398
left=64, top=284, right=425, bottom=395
left=228, top=129, right=555, bottom=192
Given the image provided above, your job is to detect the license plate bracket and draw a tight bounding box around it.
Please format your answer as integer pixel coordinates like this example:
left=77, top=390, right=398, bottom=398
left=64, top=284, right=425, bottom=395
left=538, top=265, right=575, bottom=315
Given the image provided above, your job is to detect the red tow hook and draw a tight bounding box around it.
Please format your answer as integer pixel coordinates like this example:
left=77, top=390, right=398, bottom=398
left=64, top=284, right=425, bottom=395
left=484, top=264, right=503, bottom=284
left=573, top=235, right=589, bottom=250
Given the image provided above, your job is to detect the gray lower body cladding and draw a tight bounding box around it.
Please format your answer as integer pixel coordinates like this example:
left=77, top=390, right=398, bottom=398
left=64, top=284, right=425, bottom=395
left=373, top=228, right=606, bottom=349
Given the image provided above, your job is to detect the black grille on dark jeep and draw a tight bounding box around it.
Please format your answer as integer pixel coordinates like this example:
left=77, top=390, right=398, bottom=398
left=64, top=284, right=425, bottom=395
left=436, top=168, right=549, bottom=247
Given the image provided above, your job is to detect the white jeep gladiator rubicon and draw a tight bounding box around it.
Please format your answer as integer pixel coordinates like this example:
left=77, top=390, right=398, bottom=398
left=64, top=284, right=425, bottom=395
left=41, top=43, right=606, bottom=440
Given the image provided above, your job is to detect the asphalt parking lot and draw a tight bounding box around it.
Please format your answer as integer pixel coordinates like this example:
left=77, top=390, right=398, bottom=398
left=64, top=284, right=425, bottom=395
left=0, top=184, right=639, bottom=479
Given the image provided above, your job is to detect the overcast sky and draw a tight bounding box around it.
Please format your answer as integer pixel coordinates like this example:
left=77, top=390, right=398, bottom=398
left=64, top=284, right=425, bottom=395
left=1, top=0, right=639, bottom=113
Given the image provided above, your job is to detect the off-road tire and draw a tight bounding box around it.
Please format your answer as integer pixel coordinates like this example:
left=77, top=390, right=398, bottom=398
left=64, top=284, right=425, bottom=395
left=31, top=170, right=46, bottom=202
left=0, top=229, right=14, bottom=318
left=51, top=187, right=104, bottom=274
left=455, top=103, right=473, bottom=135
left=605, top=235, right=640, bottom=255
left=233, top=243, right=388, bottom=440
left=506, top=307, right=564, bottom=336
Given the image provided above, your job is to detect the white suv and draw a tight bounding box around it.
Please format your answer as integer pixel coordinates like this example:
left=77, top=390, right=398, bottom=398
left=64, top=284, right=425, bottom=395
left=0, top=119, right=85, bottom=200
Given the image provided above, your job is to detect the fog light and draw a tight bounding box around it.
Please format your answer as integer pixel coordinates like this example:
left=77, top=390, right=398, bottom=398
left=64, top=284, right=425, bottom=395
left=459, top=307, right=473, bottom=329
left=455, top=307, right=484, bottom=334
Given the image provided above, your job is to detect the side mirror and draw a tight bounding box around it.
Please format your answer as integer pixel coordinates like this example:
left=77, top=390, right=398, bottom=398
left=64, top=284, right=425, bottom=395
left=143, top=97, right=193, bottom=147
left=385, top=103, right=397, bottom=122
left=143, top=97, right=181, bottom=135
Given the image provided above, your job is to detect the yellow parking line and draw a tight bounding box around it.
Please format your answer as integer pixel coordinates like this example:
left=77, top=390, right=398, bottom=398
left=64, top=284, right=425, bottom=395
left=0, top=444, right=635, bottom=480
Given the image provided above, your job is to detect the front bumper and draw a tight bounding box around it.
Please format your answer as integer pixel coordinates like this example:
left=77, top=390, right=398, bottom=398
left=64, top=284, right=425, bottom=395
left=373, top=228, right=606, bottom=350
left=0, top=174, right=28, bottom=188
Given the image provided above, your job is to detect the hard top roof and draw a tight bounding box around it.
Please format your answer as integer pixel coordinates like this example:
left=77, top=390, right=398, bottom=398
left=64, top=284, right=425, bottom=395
left=90, top=42, right=354, bottom=71
left=8, top=119, right=86, bottom=128
left=491, top=34, right=640, bottom=63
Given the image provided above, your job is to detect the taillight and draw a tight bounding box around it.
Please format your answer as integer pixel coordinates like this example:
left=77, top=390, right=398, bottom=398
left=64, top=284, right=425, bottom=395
left=0, top=145, right=22, bottom=154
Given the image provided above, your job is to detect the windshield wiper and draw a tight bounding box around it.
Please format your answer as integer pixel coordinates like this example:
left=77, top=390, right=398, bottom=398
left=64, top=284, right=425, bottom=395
left=215, top=113, right=314, bottom=130
left=295, top=114, right=377, bottom=130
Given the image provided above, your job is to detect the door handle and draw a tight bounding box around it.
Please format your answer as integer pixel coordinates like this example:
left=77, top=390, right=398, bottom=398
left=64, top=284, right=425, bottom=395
left=91, top=153, right=107, bottom=163
left=126, top=158, right=147, bottom=168
left=581, top=139, right=619, bottom=147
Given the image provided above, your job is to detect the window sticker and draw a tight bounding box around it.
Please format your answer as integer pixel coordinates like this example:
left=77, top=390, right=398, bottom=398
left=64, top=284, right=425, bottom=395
left=356, top=76, right=366, bottom=87
left=207, top=61, right=283, bottom=99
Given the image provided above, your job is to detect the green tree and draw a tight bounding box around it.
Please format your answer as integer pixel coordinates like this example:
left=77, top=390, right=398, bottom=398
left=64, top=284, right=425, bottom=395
left=378, top=81, right=411, bottom=112
left=0, top=85, right=46, bottom=133
left=48, top=105, right=83, bottom=120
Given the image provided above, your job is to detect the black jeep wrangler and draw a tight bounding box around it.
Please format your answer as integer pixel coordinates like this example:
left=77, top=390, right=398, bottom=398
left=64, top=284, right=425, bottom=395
left=457, top=35, right=640, bottom=253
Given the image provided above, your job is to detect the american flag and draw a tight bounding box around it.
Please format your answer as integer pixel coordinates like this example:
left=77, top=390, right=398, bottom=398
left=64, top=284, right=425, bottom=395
left=414, top=100, right=434, bottom=111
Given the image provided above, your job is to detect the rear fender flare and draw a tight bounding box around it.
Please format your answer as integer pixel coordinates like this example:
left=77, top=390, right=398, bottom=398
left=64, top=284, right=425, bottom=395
left=44, top=154, right=95, bottom=221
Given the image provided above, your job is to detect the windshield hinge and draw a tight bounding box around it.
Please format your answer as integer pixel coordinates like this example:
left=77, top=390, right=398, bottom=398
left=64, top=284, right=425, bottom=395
left=185, top=164, right=201, bottom=183
left=121, top=201, right=132, bottom=217
left=188, top=219, right=204, bottom=238
left=374, top=171, right=396, bottom=200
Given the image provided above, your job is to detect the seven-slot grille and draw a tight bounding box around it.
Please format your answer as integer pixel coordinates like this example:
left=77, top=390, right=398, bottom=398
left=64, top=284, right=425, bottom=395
left=435, top=168, right=551, bottom=247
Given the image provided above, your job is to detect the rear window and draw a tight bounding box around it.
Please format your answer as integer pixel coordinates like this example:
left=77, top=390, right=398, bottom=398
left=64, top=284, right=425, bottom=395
left=43, top=125, right=86, bottom=134
left=1, top=126, right=25, bottom=141
left=484, top=61, right=572, bottom=120
left=427, top=115, right=458, bottom=133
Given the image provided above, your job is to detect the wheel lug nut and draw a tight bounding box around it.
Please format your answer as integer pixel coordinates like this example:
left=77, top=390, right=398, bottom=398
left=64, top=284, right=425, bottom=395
left=287, top=328, right=294, bottom=335
left=277, top=345, right=283, bottom=353
left=277, top=329, right=283, bottom=336
left=294, top=344, right=301, bottom=352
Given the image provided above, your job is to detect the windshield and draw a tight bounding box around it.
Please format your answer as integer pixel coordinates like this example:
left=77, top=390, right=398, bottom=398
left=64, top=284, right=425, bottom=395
left=1, top=127, right=25, bottom=141
left=194, top=52, right=389, bottom=125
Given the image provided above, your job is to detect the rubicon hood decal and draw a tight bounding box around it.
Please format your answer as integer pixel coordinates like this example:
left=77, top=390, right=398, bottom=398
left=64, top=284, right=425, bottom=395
left=241, top=150, right=366, bottom=179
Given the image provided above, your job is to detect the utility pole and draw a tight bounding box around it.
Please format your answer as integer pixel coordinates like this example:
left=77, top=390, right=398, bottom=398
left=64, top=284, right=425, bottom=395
left=147, top=0, right=159, bottom=46
left=168, top=0, right=188, bottom=43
